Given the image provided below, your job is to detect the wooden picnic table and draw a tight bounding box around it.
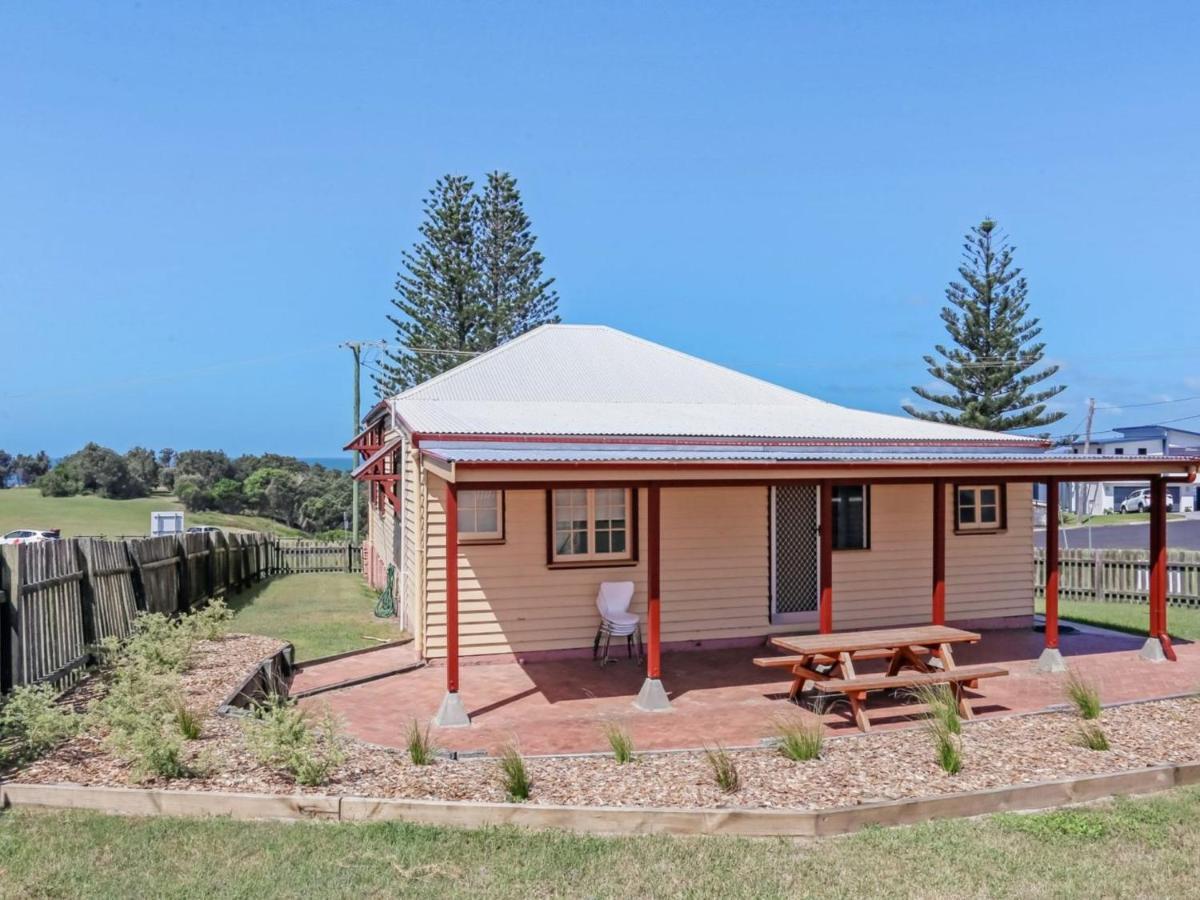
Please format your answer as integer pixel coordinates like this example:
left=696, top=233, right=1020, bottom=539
left=755, top=625, right=1006, bottom=731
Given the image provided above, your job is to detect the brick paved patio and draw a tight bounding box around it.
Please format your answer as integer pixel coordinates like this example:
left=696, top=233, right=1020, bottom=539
left=297, top=623, right=1200, bottom=756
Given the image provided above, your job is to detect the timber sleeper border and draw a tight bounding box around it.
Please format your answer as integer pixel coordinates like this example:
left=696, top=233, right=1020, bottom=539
left=3, top=761, right=1198, bottom=837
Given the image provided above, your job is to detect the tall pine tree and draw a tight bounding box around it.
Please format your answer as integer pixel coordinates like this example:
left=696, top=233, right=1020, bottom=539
left=903, top=219, right=1066, bottom=431
left=478, top=171, right=560, bottom=344
left=373, top=176, right=485, bottom=393
left=374, top=172, right=560, bottom=395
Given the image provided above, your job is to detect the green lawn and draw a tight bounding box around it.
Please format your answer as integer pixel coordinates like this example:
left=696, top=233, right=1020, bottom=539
left=1057, top=511, right=1185, bottom=528
left=227, top=572, right=402, bottom=661
left=1037, top=597, right=1200, bottom=642
left=2, top=787, right=1200, bottom=898
left=0, top=486, right=305, bottom=538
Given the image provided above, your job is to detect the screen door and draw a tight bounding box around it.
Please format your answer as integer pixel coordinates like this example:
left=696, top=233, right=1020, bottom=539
left=771, top=485, right=820, bottom=624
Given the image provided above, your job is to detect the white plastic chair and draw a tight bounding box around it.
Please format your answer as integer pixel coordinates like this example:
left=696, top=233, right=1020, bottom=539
left=592, top=581, right=643, bottom=664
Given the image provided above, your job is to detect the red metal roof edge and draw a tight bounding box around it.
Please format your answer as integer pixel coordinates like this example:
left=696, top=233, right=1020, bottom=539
left=439, top=456, right=1200, bottom=473
left=410, top=432, right=1049, bottom=450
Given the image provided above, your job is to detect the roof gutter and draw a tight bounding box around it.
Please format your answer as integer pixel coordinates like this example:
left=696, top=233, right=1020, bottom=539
left=409, top=432, right=1048, bottom=450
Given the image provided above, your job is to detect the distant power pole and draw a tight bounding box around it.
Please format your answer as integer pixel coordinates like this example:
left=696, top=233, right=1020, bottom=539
left=1077, top=397, right=1096, bottom=520
left=341, top=340, right=387, bottom=544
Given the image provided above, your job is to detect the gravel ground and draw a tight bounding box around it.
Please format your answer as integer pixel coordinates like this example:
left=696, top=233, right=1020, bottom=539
left=9, top=635, right=1200, bottom=810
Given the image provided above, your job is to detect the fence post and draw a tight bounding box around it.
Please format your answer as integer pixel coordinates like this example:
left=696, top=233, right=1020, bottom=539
left=1, top=544, right=21, bottom=693
left=76, top=538, right=99, bottom=646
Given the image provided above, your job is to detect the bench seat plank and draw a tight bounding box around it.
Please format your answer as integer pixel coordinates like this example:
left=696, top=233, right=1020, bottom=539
left=811, top=664, right=1008, bottom=694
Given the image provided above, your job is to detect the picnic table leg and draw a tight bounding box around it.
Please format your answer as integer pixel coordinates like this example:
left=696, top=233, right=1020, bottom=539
left=788, top=655, right=812, bottom=700
left=953, top=682, right=975, bottom=720
left=848, top=691, right=871, bottom=731
left=935, top=642, right=957, bottom=671
left=885, top=648, right=905, bottom=677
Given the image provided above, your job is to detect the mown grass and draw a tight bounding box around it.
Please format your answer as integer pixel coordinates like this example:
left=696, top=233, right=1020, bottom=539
left=226, top=573, right=403, bottom=661
left=1036, top=597, right=1200, bottom=641
left=3, top=788, right=1200, bottom=898
left=0, top=486, right=306, bottom=538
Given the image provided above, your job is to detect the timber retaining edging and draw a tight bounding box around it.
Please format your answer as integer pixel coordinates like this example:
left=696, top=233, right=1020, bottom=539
left=3, top=761, right=1198, bottom=836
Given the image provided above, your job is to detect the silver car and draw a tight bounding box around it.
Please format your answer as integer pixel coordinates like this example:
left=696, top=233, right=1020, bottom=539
left=1118, top=488, right=1174, bottom=514
left=1, top=528, right=61, bottom=545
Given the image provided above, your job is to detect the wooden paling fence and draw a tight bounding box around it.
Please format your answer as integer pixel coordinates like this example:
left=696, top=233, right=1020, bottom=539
left=1034, top=547, right=1200, bottom=610
left=1, top=534, right=359, bottom=694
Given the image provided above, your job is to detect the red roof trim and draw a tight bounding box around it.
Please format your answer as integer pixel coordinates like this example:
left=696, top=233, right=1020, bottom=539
left=447, top=458, right=1200, bottom=473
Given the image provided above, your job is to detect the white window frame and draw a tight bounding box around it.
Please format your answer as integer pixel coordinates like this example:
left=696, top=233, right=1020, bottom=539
left=457, top=490, right=504, bottom=543
left=956, top=484, right=1004, bottom=532
left=550, top=487, right=634, bottom=564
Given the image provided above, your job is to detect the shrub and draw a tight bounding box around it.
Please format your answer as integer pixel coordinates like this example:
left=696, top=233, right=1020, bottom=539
left=498, top=742, right=531, bottom=802
left=187, top=599, right=233, bottom=642
left=704, top=746, right=741, bottom=793
left=123, top=613, right=195, bottom=674
left=406, top=719, right=437, bottom=766
left=175, top=705, right=203, bottom=740
left=1078, top=722, right=1110, bottom=752
left=775, top=715, right=823, bottom=762
left=912, top=684, right=963, bottom=774
left=1065, top=670, right=1102, bottom=720
left=602, top=722, right=635, bottom=764
left=0, top=684, right=82, bottom=765
left=120, top=722, right=191, bottom=781
left=244, top=697, right=345, bottom=787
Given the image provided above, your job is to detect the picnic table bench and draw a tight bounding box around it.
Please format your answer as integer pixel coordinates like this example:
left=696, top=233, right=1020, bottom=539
left=753, top=625, right=1008, bottom=732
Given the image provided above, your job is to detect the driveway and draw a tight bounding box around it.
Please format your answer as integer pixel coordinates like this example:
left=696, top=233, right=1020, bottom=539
left=1034, top=515, right=1200, bottom=551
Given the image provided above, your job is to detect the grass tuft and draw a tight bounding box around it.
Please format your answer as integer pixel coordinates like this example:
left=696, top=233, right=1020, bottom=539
left=602, top=722, right=635, bottom=764
left=774, top=715, right=824, bottom=762
left=498, top=742, right=531, bottom=802
left=704, top=745, right=741, bottom=793
left=1065, top=669, right=1102, bottom=719
left=406, top=719, right=437, bottom=766
left=175, top=705, right=203, bottom=740
left=1078, top=722, right=1111, bottom=752
left=911, top=684, right=963, bottom=774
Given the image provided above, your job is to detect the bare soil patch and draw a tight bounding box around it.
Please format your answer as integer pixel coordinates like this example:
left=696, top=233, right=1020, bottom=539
left=9, top=635, right=1200, bottom=810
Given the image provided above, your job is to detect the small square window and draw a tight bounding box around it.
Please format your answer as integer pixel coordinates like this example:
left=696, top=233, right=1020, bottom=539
left=830, top=485, right=870, bottom=550
left=457, top=490, right=504, bottom=542
left=956, top=485, right=1005, bottom=532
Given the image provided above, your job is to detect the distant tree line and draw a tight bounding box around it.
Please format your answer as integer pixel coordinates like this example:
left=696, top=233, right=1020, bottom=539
left=4, top=444, right=361, bottom=536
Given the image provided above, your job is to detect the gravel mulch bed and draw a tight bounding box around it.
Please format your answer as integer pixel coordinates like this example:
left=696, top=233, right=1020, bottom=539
left=8, top=635, right=1200, bottom=810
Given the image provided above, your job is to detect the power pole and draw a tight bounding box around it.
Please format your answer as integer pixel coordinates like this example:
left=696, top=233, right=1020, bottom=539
left=1077, top=397, right=1096, bottom=520
left=341, top=340, right=388, bottom=544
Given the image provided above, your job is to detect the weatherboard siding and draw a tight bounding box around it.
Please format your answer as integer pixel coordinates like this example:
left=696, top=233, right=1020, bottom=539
left=417, top=479, right=1034, bottom=659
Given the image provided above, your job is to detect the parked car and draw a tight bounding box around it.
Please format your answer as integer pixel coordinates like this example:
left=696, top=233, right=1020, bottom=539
left=1, top=528, right=61, bottom=545
left=186, top=525, right=222, bottom=534
left=1118, top=488, right=1174, bottom=514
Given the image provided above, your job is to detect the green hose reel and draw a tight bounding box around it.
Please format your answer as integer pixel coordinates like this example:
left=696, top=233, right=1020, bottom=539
left=374, top=564, right=397, bottom=618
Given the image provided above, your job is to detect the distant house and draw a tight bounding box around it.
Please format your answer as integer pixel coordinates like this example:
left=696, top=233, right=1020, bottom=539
left=1056, top=426, right=1200, bottom=513
left=348, top=325, right=1198, bottom=723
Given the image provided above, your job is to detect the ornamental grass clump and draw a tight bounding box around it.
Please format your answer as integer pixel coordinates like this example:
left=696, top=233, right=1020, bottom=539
left=244, top=696, right=346, bottom=787
left=602, top=722, right=635, bottom=764
left=406, top=719, right=437, bottom=766
left=1065, top=670, right=1102, bottom=720
left=175, top=705, right=204, bottom=740
left=774, top=715, right=824, bottom=762
left=498, top=742, right=531, bottom=802
left=0, top=684, right=83, bottom=766
left=913, top=684, right=963, bottom=775
left=704, top=745, right=741, bottom=793
left=1078, top=722, right=1111, bottom=752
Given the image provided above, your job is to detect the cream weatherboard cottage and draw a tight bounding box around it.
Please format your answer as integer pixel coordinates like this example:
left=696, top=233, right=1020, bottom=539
left=349, top=325, right=1194, bottom=725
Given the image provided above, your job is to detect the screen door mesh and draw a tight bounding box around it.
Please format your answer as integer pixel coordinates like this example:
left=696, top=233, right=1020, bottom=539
left=774, top=484, right=819, bottom=614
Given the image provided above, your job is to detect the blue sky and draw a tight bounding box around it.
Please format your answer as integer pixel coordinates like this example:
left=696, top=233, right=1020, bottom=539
left=3, top=2, right=1199, bottom=457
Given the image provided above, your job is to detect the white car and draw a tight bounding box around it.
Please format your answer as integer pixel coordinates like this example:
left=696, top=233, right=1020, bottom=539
left=1, top=528, right=61, bottom=545
left=186, top=525, right=222, bottom=534
left=1118, top=488, right=1174, bottom=514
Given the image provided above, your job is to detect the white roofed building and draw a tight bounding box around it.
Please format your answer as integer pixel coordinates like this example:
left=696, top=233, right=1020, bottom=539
left=348, top=325, right=1199, bottom=726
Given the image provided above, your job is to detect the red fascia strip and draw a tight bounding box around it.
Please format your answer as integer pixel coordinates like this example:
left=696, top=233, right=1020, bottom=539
left=444, top=459, right=1200, bottom=474
left=410, top=432, right=1050, bottom=450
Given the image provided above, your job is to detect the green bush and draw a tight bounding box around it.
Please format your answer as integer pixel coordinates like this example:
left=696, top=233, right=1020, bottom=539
left=406, top=719, right=437, bottom=766
left=187, top=599, right=233, bottom=642
left=775, top=715, right=823, bottom=762
left=0, top=684, right=82, bottom=765
left=124, top=613, right=196, bottom=674
left=243, top=697, right=346, bottom=786
left=602, top=722, right=635, bottom=764
left=704, top=746, right=741, bottom=793
left=498, top=742, right=531, bottom=802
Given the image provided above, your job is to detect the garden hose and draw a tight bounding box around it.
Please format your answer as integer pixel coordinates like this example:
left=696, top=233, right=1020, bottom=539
left=374, top=564, right=397, bottom=618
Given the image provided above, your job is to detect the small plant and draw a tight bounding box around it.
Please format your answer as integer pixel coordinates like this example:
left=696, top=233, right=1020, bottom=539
left=1065, top=670, right=1102, bottom=720
left=124, top=723, right=191, bottom=781
left=996, top=809, right=1108, bottom=840
left=188, top=598, right=234, bottom=641
left=1078, top=722, right=1111, bottom=752
left=0, top=684, right=83, bottom=765
left=602, top=722, right=635, bottom=764
left=175, top=705, right=204, bottom=740
left=406, top=719, right=437, bottom=766
left=912, top=685, right=963, bottom=775
left=775, top=715, right=823, bottom=762
left=244, top=696, right=346, bottom=787
left=498, top=742, right=531, bottom=802
left=123, top=613, right=195, bottom=674
left=704, top=745, right=741, bottom=793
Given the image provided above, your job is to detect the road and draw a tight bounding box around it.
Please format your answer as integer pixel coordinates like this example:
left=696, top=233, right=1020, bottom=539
left=1034, top=515, right=1200, bottom=551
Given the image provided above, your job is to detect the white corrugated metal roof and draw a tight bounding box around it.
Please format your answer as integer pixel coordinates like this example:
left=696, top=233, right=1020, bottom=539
left=390, top=325, right=1038, bottom=444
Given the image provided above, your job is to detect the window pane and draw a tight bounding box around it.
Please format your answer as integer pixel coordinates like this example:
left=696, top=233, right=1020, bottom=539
left=476, top=509, right=498, bottom=533
left=958, top=489, right=975, bottom=509
left=980, top=488, right=997, bottom=506
left=980, top=506, right=997, bottom=524
left=831, top=485, right=866, bottom=549
left=595, top=532, right=610, bottom=553
left=611, top=531, right=626, bottom=554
